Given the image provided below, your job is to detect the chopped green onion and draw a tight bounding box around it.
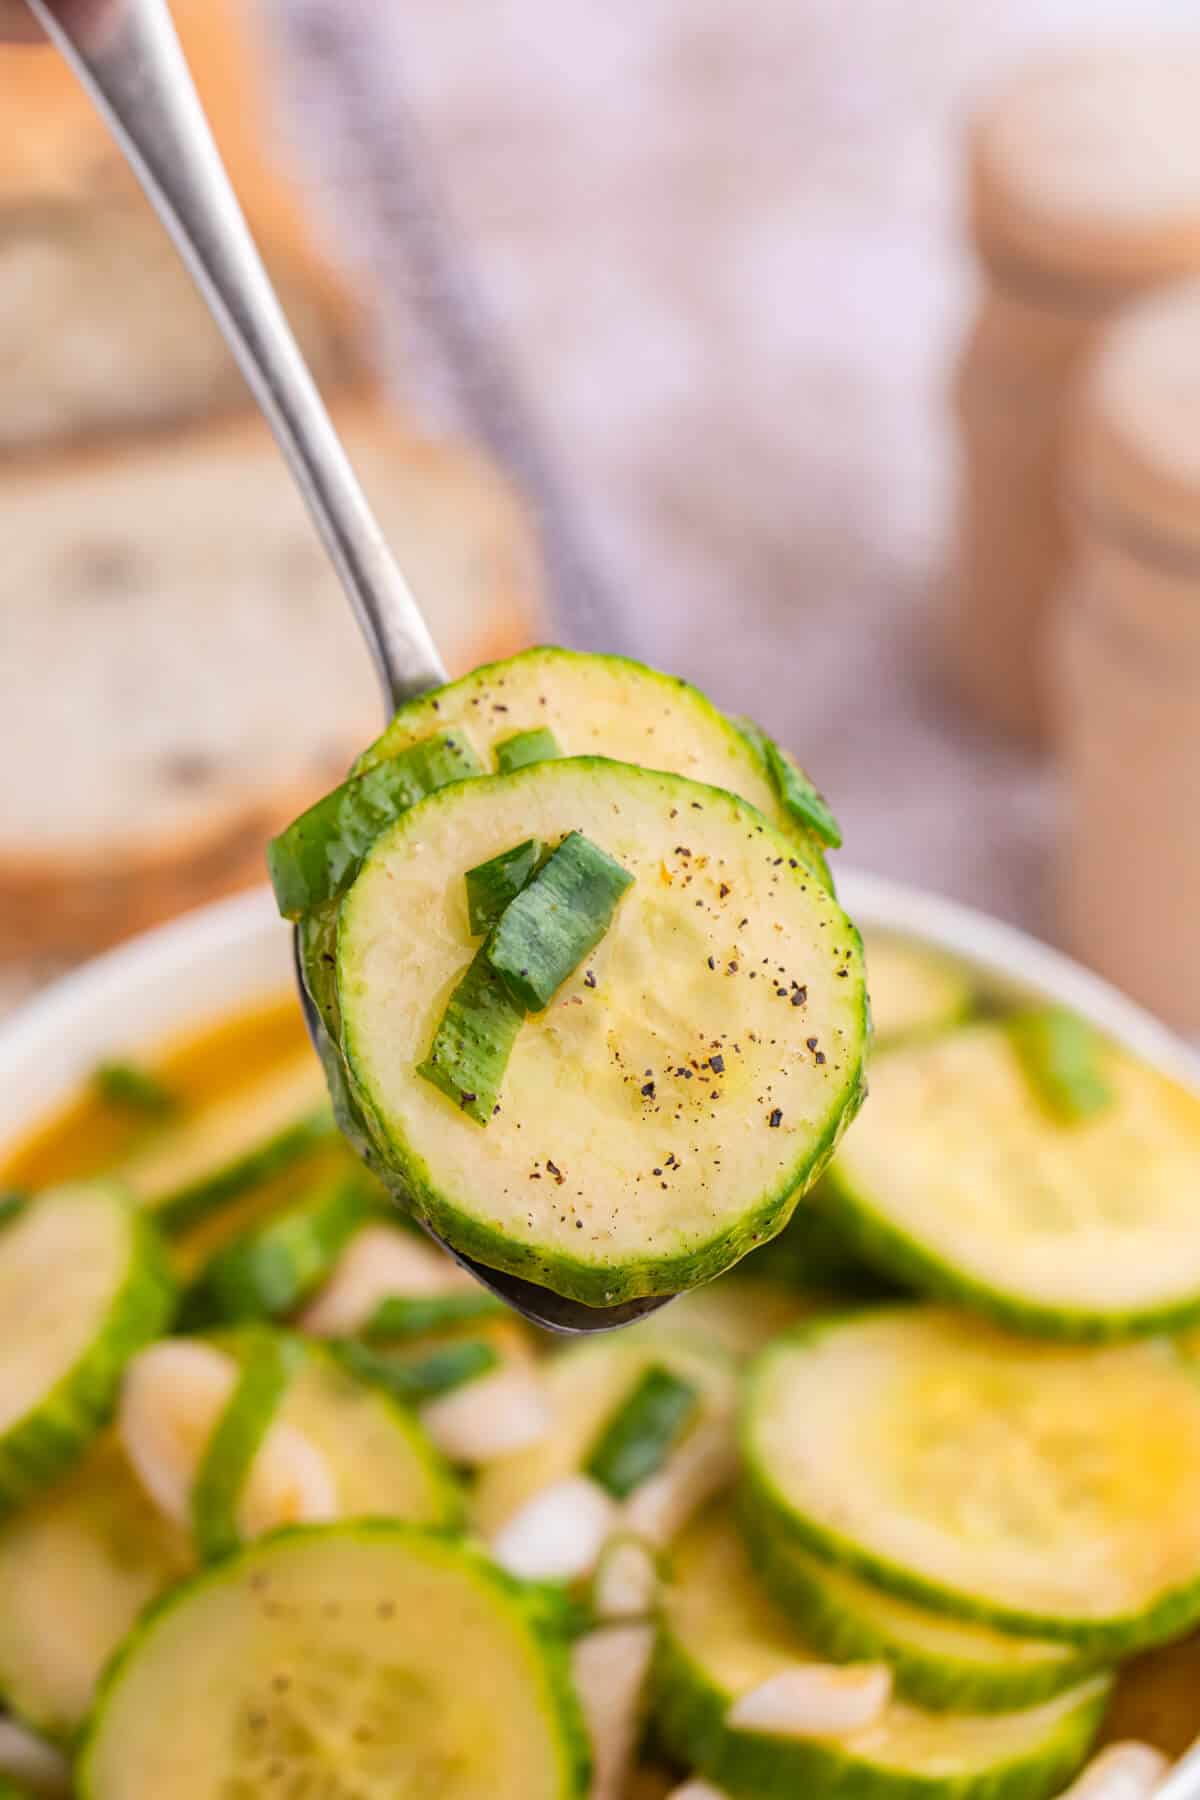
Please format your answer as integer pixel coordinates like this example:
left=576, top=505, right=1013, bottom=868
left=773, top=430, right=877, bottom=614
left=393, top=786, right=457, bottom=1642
left=584, top=1364, right=700, bottom=1499
left=364, top=1290, right=506, bottom=1343
left=494, top=727, right=562, bottom=775
left=335, top=1337, right=499, bottom=1403
left=267, top=732, right=484, bottom=919
left=93, top=1061, right=179, bottom=1119
left=1010, top=1008, right=1114, bottom=1124
left=417, top=950, right=526, bottom=1124
left=465, top=838, right=543, bottom=937
left=487, top=832, right=634, bottom=1012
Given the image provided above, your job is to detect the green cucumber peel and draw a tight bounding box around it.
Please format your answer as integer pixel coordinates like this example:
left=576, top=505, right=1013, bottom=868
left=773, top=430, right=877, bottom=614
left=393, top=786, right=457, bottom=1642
left=487, top=830, right=634, bottom=1012
left=190, top=1332, right=303, bottom=1563
left=584, top=1363, right=700, bottom=1499
left=334, top=1336, right=499, bottom=1402
left=465, top=837, right=545, bottom=936
left=735, top=717, right=842, bottom=849
left=417, top=948, right=526, bottom=1124
left=93, top=1060, right=179, bottom=1119
left=267, top=731, right=484, bottom=919
left=364, top=1289, right=507, bottom=1343
left=495, top=727, right=563, bottom=774
left=187, top=1174, right=373, bottom=1324
left=1009, top=1008, right=1114, bottom=1124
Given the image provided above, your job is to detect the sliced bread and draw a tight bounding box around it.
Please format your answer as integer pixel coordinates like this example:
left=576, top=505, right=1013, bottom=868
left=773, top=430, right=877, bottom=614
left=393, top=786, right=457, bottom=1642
left=0, top=393, right=543, bottom=957
left=0, top=0, right=360, bottom=449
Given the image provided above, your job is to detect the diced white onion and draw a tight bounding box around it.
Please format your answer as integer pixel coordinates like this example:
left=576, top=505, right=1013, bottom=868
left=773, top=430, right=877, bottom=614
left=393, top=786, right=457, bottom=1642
left=621, top=1420, right=736, bottom=1546
left=490, top=1475, right=618, bottom=1581
left=727, top=1662, right=893, bottom=1738
left=0, top=1717, right=71, bottom=1796
left=572, top=1623, right=655, bottom=1800
left=1058, top=1742, right=1171, bottom=1799
left=593, top=1536, right=658, bottom=1621
left=118, top=1341, right=239, bottom=1525
left=421, top=1361, right=551, bottom=1464
left=298, top=1223, right=470, bottom=1336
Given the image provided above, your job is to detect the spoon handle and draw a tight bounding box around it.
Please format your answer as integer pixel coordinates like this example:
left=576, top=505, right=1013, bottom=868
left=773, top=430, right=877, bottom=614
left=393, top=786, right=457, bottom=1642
left=26, top=0, right=446, bottom=711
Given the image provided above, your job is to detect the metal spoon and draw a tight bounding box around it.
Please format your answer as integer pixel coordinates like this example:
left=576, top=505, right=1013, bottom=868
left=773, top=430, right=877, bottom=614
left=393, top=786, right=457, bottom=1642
left=29, top=0, right=670, bottom=1334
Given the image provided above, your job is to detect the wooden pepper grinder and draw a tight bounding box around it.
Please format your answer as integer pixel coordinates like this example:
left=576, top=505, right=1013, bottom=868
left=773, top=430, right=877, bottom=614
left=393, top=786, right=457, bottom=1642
left=1053, top=278, right=1200, bottom=1032
left=945, top=47, right=1200, bottom=744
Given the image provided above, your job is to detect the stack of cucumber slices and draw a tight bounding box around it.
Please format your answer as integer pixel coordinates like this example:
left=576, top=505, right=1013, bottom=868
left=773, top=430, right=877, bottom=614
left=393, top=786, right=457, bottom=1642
left=4, top=652, right=1200, bottom=1795
left=269, top=647, right=868, bottom=1307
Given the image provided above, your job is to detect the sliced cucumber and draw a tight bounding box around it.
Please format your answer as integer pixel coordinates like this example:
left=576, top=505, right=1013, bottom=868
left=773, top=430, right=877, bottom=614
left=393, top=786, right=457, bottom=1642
left=654, top=1505, right=1110, bottom=1800
left=0, top=1435, right=193, bottom=1740
left=339, top=759, right=867, bottom=1305
left=733, top=719, right=841, bottom=850
left=486, top=830, right=634, bottom=1012
left=859, top=931, right=973, bottom=1045
left=738, top=1181, right=906, bottom=1301
left=353, top=646, right=833, bottom=885
left=219, top=1332, right=463, bottom=1529
left=825, top=1022, right=1200, bottom=1336
left=117, top=1054, right=335, bottom=1235
left=585, top=1365, right=701, bottom=1500
left=0, top=1184, right=174, bottom=1516
left=496, top=727, right=563, bottom=774
left=186, top=1174, right=374, bottom=1323
left=267, top=731, right=484, bottom=919
left=191, top=1334, right=304, bottom=1563
left=79, top=1523, right=591, bottom=1799
left=474, top=1335, right=734, bottom=1542
left=740, top=1504, right=1100, bottom=1713
left=467, top=838, right=544, bottom=936
left=625, top=1277, right=813, bottom=1361
left=742, top=1308, right=1200, bottom=1652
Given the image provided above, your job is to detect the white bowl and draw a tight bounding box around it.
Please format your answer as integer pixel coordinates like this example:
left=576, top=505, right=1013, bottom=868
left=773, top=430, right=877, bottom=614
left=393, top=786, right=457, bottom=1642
left=2, top=871, right=1197, bottom=1162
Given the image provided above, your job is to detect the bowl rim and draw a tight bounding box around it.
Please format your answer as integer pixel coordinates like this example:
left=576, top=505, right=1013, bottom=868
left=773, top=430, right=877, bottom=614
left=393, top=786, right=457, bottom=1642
left=1, top=870, right=1196, bottom=1155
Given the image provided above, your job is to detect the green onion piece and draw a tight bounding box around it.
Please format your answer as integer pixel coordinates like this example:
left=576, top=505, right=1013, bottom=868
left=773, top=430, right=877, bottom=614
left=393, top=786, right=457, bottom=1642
left=465, top=838, right=544, bottom=937
left=267, top=732, right=484, bottom=920
left=1010, top=1007, right=1115, bottom=1124
left=584, top=1364, right=700, bottom=1499
left=93, top=1060, right=179, bottom=1118
left=417, top=949, right=526, bottom=1125
left=190, top=1333, right=302, bottom=1563
left=487, top=831, right=634, bottom=1012
left=335, top=1337, right=499, bottom=1403
left=494, top=727, right=563, bottom=775
left=188, top=1176, right=373, bottom=1325
left=364, top=1290, right=506, bottom=1343
left=0, top=1192, right=26, bottom=1230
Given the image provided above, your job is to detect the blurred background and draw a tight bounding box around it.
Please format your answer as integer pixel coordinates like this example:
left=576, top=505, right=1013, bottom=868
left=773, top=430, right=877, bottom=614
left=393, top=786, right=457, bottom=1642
left=2, top=0, right=1199, bottom=1028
